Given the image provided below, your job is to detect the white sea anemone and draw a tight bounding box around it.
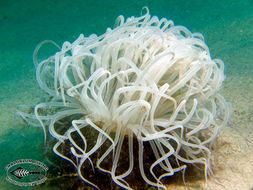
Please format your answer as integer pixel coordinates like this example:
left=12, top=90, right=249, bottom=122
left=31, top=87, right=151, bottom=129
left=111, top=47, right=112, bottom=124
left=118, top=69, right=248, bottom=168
left=21, top=8, right=231, bottom=189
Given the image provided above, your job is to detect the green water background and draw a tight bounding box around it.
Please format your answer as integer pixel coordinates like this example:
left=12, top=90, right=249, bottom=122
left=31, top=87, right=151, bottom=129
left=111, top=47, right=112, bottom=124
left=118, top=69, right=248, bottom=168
left=0, top=0, right=252, bottom=189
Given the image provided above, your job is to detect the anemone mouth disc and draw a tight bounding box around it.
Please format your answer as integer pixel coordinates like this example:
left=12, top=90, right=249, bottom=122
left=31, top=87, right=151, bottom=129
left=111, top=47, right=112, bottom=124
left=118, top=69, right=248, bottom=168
left=23, top=7, right=231, bottom=190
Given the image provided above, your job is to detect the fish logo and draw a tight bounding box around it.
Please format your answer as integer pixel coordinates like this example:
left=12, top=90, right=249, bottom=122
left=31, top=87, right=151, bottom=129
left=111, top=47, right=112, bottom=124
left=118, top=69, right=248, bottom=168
left=10, top=166, right=44, bottom=179
left=5, top=159, right=48, bottom=186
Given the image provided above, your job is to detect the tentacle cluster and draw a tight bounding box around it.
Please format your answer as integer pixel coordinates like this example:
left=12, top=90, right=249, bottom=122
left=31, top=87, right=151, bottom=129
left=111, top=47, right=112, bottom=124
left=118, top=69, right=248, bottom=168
left=20, top=8, right=231, bottom=189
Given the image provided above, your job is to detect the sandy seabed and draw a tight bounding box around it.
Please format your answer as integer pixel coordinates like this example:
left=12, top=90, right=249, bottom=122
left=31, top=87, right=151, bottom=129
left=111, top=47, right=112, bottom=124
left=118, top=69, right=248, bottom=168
left=0, top=74, right=252, bottom=190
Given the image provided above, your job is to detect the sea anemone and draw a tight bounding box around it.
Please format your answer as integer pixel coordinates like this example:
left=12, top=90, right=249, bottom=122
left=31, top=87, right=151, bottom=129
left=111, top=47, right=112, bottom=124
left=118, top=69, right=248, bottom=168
left=20, top=8, right=231, bottom=189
